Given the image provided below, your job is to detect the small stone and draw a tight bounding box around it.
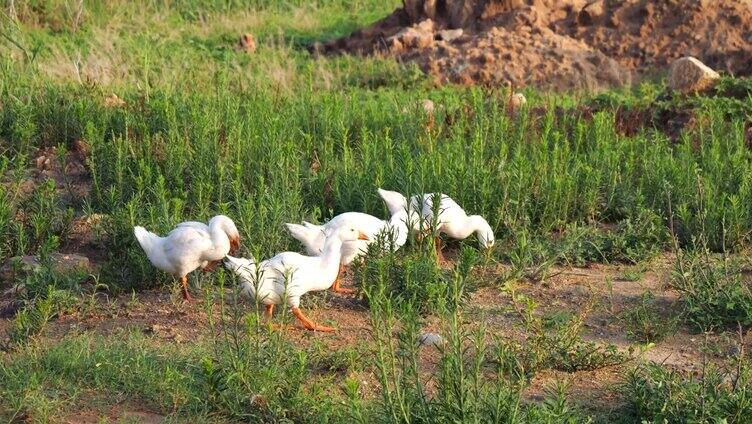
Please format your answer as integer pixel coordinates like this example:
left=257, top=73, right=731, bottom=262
left=418, top=332, right=445, bottom=347
left=436, top=29, right=463, bottom=42
left=146, top=324, right=164, bottom=334
left=414, top=19, right=435, bottom=34
left=238, top=33, right=257, bottom=54
left=508, top=92, right=527, bottom=114
left=35, top=155, right=51, bottom=170
left=725, top=346, right=741, bottom=358
left=668, top=56, right=720, bottom=94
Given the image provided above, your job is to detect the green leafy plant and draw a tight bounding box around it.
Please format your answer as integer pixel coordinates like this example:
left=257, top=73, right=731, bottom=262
left=672, top=250, right=752, bottom=331
left=623, top=358, right=752, bottom=423
left=621, top=291, right=678, bottom=344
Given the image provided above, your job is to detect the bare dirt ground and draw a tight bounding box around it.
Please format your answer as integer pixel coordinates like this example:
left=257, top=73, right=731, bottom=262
left=63, top=403, right=164, bottom=424
left=7, top=251, right=746, bottom=417
left=319, top=0, right=752, bottom=90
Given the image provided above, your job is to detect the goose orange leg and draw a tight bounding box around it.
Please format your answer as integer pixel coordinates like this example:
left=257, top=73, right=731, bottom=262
left=331, top=264, right=355, bottom=294
left=434, top=236, right=446, bottom=266
left=292, top=307, right=335, bottom=332
left=264, top=304, right=274, bottom=318
left=180, top=276, right=193, bottom=302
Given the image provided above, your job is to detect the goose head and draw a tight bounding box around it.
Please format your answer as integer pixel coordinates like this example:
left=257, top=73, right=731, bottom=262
left=377, top=188, right=408, bottom=216
left=210, top=215, right=241, bottom=254
left=469, top=215, right=495, bottom=249
left=336, top=227, right=370, bottom=242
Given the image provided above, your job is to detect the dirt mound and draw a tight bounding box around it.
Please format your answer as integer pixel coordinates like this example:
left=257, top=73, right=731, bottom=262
left=318, top=0, right=752, bottom=90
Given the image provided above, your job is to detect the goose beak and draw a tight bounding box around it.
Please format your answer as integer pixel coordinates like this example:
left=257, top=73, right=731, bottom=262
left=357, top=232, right=369, bottom=241
left=229, top=237, right=240, bottom=254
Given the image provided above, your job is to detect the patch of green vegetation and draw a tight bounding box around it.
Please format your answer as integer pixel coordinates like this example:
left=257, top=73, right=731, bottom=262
left=617, top=263, right=648, bottom=282
left=0, top=330, right=208, bottom=421
left=622, top=359, right=752, bottom=423
left=509, top=295, right=629, bottom=375
left=4, top=255, right=90, bottom=348
left=354, top=235, right=465, bottom=313
left=361, top=246, right=590, bottom=423
left=672, top=249, right=752, bottom=331
left=2, top=0, right=752, bottom=422
left=503, top=208, right=668, bottom=282
left=620, top=291, right=678, bottom=344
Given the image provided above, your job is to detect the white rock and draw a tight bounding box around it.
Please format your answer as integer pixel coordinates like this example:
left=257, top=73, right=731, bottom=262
left=511, top=92, right=527, bottom=108
left=668, top=56, right=720, bottom=94
left=437, top=28, right=463, bottom=42
left=418, top=332, right=445, bottom=347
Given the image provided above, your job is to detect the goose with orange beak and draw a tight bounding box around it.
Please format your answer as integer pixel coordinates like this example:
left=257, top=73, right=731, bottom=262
left=379, top=189, right=495, bottom=264
left=134, top=215, right=241, bottom=301
left=285, top=188, right=413, bottom=294
left=225, top=227, right=368, bottom=332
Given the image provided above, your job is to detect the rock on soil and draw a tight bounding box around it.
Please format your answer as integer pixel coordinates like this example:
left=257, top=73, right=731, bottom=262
left=418, top=332, right=445, bottom=347
left=319, top=0, right=752, bottom=90
left=508, top=92, right=527, bottom=114
left=668, top=56, right=721, bottom=94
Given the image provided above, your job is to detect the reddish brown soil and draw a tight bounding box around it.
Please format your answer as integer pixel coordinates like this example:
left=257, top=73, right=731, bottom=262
left=319, top=0, right=752, bottom=90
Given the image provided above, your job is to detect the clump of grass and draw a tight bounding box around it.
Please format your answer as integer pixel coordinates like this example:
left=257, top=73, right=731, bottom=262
left=0, top=330, right=217, bottom=422
left=354, top=233, right=462, bottom=313
left=359, top=247, right=590, bottom=423
left=620, top=291, right=677, bottom=344
left=622, top=358, right=752, bottom=423
left=4, top=256, right=89, bottom=347
left=557, top=208, right=669, bottom=266
left=671, top=249, right=752, bottom=331
left=502, top=208, right=667, bottom=283
left=507, top=294, right=630, bottom=375
left=617, top=263, right=648, bottom=282
left=7, top=285, right=76, bottom=347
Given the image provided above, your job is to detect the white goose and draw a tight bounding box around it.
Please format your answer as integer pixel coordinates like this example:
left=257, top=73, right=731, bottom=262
left=380, top=189, right=495, bottom=263
left=225, top=227, right=368, bottom=332
left=133, top=215, right=241, bottom=301
left=284, top=189, right=413, bottom=293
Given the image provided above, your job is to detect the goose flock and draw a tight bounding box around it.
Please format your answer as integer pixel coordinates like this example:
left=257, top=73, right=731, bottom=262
left=133, top=188, right=494, bottom=332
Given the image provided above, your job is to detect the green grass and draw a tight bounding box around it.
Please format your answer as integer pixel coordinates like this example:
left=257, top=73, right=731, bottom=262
left=620, top=291, right=677, bottom=344
left=672, top=249, right=752, bottom=331
left=2, top=0, right=752, bottom=422
left=622, top=359, right=752, bottom=423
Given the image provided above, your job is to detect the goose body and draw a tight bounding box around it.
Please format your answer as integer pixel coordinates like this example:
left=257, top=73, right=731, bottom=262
left=411, top=193, right=495, bottom=248
left=225, top=227, right=367, bottom=332
left=133, top=215, right=240, bottom=300
left=285, top=211, right=409, bottom=265
left=377, top=189, right=495, bottom=263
